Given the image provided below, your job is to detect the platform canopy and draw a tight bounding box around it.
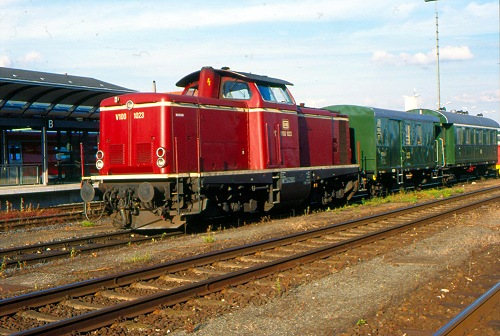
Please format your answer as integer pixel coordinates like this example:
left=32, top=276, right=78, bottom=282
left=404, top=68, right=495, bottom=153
left=0, top=67, right=135, bottom=130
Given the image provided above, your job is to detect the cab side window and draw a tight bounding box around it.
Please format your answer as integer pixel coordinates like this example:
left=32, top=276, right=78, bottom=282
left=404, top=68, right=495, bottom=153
left=222, top=80, right=251, bottom=100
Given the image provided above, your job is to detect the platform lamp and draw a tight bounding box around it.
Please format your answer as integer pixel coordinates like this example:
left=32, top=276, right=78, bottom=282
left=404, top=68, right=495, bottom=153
left=425, top=0, right=441, bottom=110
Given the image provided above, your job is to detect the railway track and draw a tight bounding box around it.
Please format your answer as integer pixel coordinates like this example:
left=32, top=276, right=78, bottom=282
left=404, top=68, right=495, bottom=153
left=0, top=202, right=103, bottom=231
left=434, top=281, right=500, bottom=336
left=1, top=186, right=499, bottom=335
left=0, top=230, right=180, bottom=270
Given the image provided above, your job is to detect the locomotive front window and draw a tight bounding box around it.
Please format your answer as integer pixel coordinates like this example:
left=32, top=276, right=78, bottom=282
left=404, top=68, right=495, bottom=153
left=257, top=84, right=293, bottom=104
left=222, top=80, right=251, bottom=100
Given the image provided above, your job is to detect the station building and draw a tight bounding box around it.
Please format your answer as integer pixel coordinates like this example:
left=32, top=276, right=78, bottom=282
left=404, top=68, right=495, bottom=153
left=0, top=67, right=134, bottom=207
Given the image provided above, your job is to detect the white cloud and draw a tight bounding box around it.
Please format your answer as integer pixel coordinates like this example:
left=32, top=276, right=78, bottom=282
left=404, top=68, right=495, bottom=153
left=454, top=89, right=500, bottom=104
left=372, top=46, right=474, bottom=66
left=21, top=51, right=42, bottom=63
left=466, top=2, right=499, bottom=18
left=0, top=55, right=11, bottom=67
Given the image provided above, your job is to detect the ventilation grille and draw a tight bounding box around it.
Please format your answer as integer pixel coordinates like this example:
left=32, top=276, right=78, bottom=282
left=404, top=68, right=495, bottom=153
left=109, top=144, right=125, bottom=164
left=136, top=143, right=153, bottom=164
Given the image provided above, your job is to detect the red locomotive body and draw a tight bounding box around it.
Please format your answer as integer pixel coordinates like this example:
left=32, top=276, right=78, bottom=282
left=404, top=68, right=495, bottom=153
left=81, top=67, right=359, bottom=229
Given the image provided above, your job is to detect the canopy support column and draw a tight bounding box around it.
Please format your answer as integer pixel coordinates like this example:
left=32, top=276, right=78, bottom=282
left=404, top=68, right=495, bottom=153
left=41, top=126, right=49, bottom=185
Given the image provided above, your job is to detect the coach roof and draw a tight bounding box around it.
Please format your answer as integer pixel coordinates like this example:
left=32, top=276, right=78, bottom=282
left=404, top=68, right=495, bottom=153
left=176, top=66, right=293, bottom=88
left=410, top=109, right=500, bottom=128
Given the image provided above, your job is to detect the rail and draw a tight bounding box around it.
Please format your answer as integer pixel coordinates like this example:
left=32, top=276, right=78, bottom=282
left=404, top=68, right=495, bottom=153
left=433, top=281, right=500, bottom=336
left=1, top=186, right=499, bottom=334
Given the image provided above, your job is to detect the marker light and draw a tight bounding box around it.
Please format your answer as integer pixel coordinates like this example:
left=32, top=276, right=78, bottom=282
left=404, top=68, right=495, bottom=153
left=156, top=147, right=166, bottom=158
left=157, top=157, right=166, bottom=168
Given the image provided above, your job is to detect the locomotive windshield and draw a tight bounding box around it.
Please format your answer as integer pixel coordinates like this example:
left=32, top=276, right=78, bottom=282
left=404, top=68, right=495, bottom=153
left=257, top=84, right=293, bottom=104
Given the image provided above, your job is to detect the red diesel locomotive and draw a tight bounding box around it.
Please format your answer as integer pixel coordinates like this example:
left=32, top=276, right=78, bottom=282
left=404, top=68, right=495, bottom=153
left=81, top=66, right=359, bottom=229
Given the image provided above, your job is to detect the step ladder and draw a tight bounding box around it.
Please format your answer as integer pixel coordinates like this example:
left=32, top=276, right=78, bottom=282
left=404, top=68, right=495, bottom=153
left=269, top=172, right=281, bottom=204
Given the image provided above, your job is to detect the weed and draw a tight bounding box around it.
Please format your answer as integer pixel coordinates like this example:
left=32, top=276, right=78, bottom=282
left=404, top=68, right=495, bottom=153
left=356, top=318, right=367, bottom=326
left=0, top=257, right=6, bottom=274
left=203, top=225, right=215, bottom=243
left=275, top=277, right=282, bottom=295
left=128, top=252, right=152, bottom=263
left=81, top=220, right=94, bottom=227
left=70, top=247, right=79, bottom=259
left=260, top=215, right=271, bottom=223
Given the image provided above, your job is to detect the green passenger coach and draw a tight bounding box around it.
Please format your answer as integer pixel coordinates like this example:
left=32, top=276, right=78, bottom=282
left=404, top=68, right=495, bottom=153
left=409, top=109, right=499, bottom=178
left=324, top=105, right=440, bottom=194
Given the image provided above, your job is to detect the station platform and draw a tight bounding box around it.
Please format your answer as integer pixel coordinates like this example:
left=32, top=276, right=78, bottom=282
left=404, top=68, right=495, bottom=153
left=0, top=183, right=83, bottom=209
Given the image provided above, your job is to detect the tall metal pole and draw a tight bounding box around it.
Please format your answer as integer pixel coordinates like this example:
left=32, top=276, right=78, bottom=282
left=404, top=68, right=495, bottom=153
left=434, top=5, right=441, bottom=110
left=425, top=0, right=441, bottom=110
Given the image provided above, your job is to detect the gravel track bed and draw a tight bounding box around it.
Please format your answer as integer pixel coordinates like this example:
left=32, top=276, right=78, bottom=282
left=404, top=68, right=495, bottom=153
left=0, top=180, right=498, bottom=335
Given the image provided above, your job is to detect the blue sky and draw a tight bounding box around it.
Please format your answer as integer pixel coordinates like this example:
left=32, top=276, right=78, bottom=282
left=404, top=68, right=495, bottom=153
left=1, top=0, right=499, bottom=123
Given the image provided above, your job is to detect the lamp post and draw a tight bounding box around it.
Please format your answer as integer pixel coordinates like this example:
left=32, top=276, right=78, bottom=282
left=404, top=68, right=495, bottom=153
left=425, top=0, right=441, bottom=110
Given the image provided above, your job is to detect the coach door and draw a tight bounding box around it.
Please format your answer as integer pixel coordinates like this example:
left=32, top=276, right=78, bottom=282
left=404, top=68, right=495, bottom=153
left=435, top=125, right=445, bottom=167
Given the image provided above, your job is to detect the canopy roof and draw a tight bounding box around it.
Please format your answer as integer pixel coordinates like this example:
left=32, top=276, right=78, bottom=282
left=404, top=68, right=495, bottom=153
left=0, top=67, right=135, bottom=129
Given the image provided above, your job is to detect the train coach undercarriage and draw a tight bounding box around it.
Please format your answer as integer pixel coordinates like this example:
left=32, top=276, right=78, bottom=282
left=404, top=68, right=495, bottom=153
left=363, top=163, right=498, bottom=197
left=81, top=167, right=359, bottom=230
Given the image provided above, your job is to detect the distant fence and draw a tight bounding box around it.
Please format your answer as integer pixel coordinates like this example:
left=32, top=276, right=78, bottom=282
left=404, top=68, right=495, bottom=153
left=0, top=165, right=40, bottom=186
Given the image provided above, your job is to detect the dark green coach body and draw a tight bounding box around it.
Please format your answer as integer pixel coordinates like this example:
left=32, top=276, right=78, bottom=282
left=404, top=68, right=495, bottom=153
left=408, top=109, right=499, bottom=169
left=324, top=105, right=440, bottom=182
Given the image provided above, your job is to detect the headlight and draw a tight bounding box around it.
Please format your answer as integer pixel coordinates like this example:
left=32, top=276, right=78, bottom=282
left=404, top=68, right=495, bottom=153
left=96, top=160, right=104, bottom=170
left=157, top=157, right=166, bottom=168
left=96, top=150, right=104, bottom=160
left=156, top=147, right=166, bottom=158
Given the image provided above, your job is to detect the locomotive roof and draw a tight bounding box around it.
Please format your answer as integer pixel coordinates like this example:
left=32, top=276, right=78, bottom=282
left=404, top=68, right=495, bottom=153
left=411, top=109, right=500, bottom=129
left=176, top=67, right=293, bottom=87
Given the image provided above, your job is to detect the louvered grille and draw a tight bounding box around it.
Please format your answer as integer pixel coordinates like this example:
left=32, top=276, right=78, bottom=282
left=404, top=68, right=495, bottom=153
left=109, top=144, right=125, bottom=164
left=136, top=143, right=153, bottom=164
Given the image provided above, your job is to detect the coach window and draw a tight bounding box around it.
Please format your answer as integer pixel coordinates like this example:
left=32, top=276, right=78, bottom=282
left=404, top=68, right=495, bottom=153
left=456, top=128, right=462, bottom=145
left=465, top=128, right=471, bottom=145
left=416, top=124, right=422, bottom=145
left=405, top=123, right=411, bottom=146
left=222, top=80, right=251, bottom=100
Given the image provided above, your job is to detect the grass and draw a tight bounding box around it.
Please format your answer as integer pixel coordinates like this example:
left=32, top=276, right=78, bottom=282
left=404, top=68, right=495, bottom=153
left=81, top=220, right=95, bottom=227
left=362, top=186, right=465, bottom=207
left=128, top=251, right=152, bottom=263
